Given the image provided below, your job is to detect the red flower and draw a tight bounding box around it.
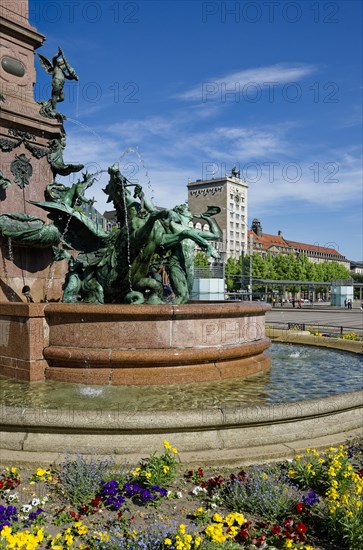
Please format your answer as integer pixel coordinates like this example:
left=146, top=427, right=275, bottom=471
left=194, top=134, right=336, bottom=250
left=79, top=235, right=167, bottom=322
left=358, top=469, right=363, bottom=478
left=0, top=481, right=3, bottom=490
left=296, top=522, right=307, bottom=534
left=69, top=511, right=81, bottom=520
left=271, top=525, right=281, bottom=535
left=257, top=521, right=269, bottom=528
left=197, top=467, right=204, bottom=477
left=91, top=496, right=101, bottom=507
left=238, top=528, right=249, bottom=540
left=296, top=503, right=304, bottom=513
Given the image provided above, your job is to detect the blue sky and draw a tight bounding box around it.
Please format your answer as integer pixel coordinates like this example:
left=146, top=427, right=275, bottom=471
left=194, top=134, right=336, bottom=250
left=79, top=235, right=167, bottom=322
left=29, top=0, right=362, bottom=260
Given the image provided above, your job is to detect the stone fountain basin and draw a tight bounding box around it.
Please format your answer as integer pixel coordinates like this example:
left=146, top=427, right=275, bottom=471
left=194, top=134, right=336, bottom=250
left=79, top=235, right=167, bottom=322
left=0, top=390, right=362, bottom=467
left=0, top=301, right=270, bottom=385
left=0, top=301, right=362, bottom=465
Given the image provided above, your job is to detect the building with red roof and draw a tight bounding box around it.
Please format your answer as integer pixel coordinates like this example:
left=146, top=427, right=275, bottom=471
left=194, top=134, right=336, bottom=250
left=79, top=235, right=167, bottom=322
left=248, top=219, right=350, bottom=269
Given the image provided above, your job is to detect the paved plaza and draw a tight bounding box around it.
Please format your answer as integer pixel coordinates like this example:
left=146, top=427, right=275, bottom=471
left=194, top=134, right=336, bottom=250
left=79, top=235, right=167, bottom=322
left=266, top=303, right=363, bottom=335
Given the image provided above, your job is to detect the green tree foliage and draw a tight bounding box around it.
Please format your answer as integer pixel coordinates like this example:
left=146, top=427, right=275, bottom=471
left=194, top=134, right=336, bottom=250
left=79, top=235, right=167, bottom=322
left=194, top=251, right=209, bottom=267
left=224, top=252, right=350, bottom=290
left=225, top=257, right=241, bottom=291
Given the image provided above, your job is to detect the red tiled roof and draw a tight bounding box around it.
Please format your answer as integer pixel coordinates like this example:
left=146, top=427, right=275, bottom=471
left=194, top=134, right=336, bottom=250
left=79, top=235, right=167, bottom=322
left=248, top=230, right=293, bottom=251
left=285, top=240, right=346, bottom=258
left=248, top=230, right=347, bottom=259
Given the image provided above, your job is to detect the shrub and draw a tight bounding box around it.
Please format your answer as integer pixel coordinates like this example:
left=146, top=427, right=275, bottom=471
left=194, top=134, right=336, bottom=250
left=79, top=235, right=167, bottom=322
left=221, top=465, right=301, bottom=521
left=57, top=453, right=113, bottom=506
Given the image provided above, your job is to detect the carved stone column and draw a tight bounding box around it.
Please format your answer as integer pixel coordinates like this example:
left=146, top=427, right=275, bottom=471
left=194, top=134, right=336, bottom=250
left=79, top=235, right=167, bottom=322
left=0, top=0, right=65, bottom=301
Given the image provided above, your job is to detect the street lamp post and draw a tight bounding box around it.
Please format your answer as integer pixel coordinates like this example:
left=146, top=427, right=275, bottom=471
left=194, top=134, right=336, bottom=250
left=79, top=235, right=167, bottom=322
left=249, top=233, right=253, bottom=301
left=241, top=250, right=244, bottom=298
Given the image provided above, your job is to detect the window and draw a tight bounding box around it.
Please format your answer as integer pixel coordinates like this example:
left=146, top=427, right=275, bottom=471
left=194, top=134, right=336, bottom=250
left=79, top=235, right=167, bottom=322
left=230, top=221, right=234, bottom=228
left=229, top=203, right=234, bottom=210
left=235, top=213, right=240, bottom=220
left=230, top=231, right=234, bottom=237
left=236, top=223, right=239, bottom=228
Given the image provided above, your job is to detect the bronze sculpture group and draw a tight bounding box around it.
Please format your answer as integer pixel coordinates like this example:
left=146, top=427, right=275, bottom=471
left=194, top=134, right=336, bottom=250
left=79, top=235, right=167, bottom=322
left=0, top=49, right=221, bottom=304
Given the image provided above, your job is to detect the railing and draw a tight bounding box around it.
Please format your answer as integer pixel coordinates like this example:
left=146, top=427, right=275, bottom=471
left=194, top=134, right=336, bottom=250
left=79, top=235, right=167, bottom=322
left=267, top=321, right=363, bottom=338
left=194, top=265, right=224, bottom=279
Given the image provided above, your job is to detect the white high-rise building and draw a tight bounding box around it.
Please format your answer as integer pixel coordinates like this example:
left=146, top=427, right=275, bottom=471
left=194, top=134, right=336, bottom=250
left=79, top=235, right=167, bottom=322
left=187, top=169, right=248, bottom=261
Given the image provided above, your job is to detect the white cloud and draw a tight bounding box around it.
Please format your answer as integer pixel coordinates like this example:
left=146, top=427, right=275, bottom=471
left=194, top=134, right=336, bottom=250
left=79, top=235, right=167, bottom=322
left=177, top=63, right=317, bottom=101
left=60, top=110, right=361, bottom=219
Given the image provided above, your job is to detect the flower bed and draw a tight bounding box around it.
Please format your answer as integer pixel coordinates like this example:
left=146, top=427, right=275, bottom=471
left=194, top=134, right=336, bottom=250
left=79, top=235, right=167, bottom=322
left=0, top=439, right=362, bottom=549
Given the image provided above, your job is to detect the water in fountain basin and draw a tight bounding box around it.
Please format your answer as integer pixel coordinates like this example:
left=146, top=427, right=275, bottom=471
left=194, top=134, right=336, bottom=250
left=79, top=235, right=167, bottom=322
left=79, top=387, right=104, bottom=398
left=0, top=344, right=361, bottom=411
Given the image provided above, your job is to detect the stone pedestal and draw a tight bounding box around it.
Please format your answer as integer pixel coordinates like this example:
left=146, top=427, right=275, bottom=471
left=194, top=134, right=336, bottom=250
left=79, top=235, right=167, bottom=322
left=0, top=0, right=65, bottom=302
left=0, top=301, right=271, bottom=384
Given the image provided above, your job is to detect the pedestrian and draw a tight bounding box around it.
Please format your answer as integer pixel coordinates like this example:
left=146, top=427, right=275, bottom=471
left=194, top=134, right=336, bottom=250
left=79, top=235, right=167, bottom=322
left=292, top=298, right=296, bottom=308
left=298, top=299, right=302, bottom=309
left=348, top=299, right=352, bottom=310
left=272, top=297, right=276, bottom=308
left=344, top=298, right=348, bottom=308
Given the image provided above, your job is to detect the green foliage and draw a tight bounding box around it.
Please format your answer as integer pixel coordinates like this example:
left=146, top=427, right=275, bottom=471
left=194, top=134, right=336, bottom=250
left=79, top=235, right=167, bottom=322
left=52, top=510, right=74, bottom=526
left=225, top=251, right=351, bottom=290
left=287, top=448, right=326, bottom=492
left=58, top=453, right=113, bottom=506
left=221, top=465, right=300, bottom=521
left=200, top=541, right=242, bottom=549
left=130, top=440, right=180, bottom=488
left=194, top=251, right=210, bottom=267
left=340, top=331, right=361, bottom=341
left=225, top=257, right=241, bottom=291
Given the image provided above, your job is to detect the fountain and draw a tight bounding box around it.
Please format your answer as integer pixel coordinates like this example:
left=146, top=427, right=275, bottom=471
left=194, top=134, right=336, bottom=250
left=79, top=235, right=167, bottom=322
left=0, top=1, right=361, bottom=465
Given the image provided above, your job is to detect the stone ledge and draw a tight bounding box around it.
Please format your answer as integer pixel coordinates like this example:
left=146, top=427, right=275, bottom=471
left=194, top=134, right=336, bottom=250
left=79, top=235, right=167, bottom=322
left=267, top=328, right=363, bottom=354
left=0, top=391, right=361, bottom=466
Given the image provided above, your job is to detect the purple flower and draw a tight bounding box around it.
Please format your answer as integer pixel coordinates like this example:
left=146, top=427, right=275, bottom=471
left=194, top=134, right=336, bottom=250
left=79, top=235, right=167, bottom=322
left=105, top=495, right=125, bottom=509
left=122, top=482, right=167, bottom=504
left=102, top=480, right=119, bottom=496
left=0, top=505, right=18, bottom=529
left=28, top=508, right=44, bottom=522
left=302, top=491, right=320, bottom=507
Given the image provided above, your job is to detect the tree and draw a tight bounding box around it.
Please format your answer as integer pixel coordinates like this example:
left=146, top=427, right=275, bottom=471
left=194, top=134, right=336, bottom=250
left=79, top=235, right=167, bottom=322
left=194, top=251, right=209, bottom=267
left=225, top=257, right=241, bottom=291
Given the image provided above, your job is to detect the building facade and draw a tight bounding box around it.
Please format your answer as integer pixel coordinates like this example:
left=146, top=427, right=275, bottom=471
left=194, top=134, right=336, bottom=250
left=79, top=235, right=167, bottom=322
left=187, top=170, right=248, bottom=261
left=249, top=219, right=350, bottom=269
